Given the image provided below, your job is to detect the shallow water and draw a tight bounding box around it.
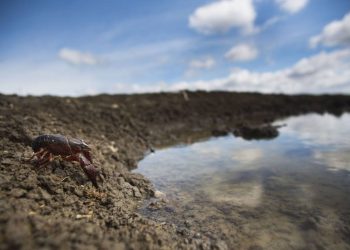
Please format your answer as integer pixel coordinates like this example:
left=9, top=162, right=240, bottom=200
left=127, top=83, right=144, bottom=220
left=135, top=113, right=350, bottom=249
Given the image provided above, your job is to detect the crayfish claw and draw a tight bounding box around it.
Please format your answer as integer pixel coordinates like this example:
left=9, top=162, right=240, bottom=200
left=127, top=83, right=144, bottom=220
left=81, top=164, right=102, bottom=188
left=78, top=154, right=102, bottom=188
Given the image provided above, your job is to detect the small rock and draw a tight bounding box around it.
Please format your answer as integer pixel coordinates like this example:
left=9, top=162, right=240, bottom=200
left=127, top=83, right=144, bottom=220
left=164, top=206, right=175, bottom=213
left=233, top=124, right=279, bottom=140
left=123, top=188, right=133, bottom=197
left=76, top=212, right=93, bottom=219
left=26, top=192, right=40, bottom=200
left=55, top=188, right=64, bottom=195
left=211, top=129, right=228, bottom=136
left=132, top=186, right=142, bottom=198
left=194, top=232, right=201, bottom=238
left=117, top=177, right=125, bottom=186
left=1, top=159, right=14, bottom=166
left=10, top=188, right=26, bottom=198
left=111, top=103, right=119, bottom=109
left=148, top=201, right=162, bottom=210
left=85, top=224, right=95, bottom=234
left=111, top=153, right=119, bottom=161
left=154, top=190, right=166, bottom=198
left=177, top=228, right=191, bottom=237
left=300, top=218, right=317, bottom=231
left=5, top=216, right=31, bottom=248
left=214, top=240, right=229, bottom=250
left=73, top=188, right=84, bottom=197
left=37, top=176, right=56, bottom=194
left=108, top=145, right=118, bottom=153
left=39, top=188, right=51, bottom=201
left=144, top=234, right=152, bottom=242
left=184, top=220, right=192, bottom=227
left=248, top=245, right=263, bottom=250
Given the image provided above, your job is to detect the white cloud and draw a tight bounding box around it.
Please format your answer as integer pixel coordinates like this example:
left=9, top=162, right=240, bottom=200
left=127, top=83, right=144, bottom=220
left=139, top=49, right=350, bottom=94
left=58, top=48, right=103, bottom=65
left=2, top=48, right=350, bottom=96
left=262, top=16, right=283, bottom=28
left=110, top=49, right=350, bottom=94
left=314, top=150, right=350, bottom=172
left=0, top=61, right=99, bottom=96
left=225, top=44, right=258, bottom=62
left=106, top=39, right=190, bottom=63
left=231, top=148, right=263, bottom=164
left=275, top=0, right=309, bottom=14
left=278, top=113, right=350, bottom=147
left=186, top=57, right=216, bottom=77
left=189, top=0, right=256, bottom=35
left=277, top=113, right=350, bottom=172
left=0, top=39, right=193, bottom=96
left=310, top=12, right=350, bottom=48
left=189, top=57, right=216, bottom=69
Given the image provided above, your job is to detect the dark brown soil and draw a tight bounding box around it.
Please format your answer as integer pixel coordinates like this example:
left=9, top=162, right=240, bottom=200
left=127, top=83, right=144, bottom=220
left=1, top=91, right=350, bottom=250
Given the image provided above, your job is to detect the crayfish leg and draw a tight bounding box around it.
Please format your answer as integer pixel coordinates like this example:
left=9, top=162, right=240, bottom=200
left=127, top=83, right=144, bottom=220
left=36, top=153, right=54, bottom=170
left=28, top=148, right=45, bottom=161
left=38, top=150, right=50, bottom=161
left=64, top=155, right=80, bottom=163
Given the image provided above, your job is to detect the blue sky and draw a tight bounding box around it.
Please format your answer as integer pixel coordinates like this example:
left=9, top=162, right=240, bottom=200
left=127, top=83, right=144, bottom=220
left=1, top=0, right=350, bottom=96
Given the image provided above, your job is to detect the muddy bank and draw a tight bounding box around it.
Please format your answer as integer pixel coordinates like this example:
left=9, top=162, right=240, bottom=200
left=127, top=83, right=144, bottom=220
left=1, top=91, right=350, bottom=250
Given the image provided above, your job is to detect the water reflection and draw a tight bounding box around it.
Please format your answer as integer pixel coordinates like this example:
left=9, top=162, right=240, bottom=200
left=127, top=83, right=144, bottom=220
left=277, top=113, right=350, bottom=147
left=135, top=113, right=350, bottom=249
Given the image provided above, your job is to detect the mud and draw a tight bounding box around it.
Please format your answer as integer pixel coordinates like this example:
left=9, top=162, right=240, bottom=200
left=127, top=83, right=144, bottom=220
left=1, top=91, right=350, bottom=250
left=233, top=124, right=281, bottom=140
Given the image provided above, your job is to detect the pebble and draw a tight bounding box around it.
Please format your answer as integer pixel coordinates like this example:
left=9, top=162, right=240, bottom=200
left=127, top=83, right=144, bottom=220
left=117, top=177, right=125, bottom=186
left=39, top=189, right=51, bottom=201
left=10, top=188, right=26, bottom=198
left=1, top=159, right=14, bottom=166
left=184, top=220, right=192, bottom=227
left=154, top=190, right=166, bottom=198
left=74, top=188, right=84, bottom=197
left=132, top=186, right=142, bottom=198
left=5, top=217, right=31, bottom=248
left=194, top=232, right=201, bottom=238
left=26, top=192, right=40, bottom=200
left=214, top=240, right=228, bottom=250
left=85, top=225, right=95, bottom=234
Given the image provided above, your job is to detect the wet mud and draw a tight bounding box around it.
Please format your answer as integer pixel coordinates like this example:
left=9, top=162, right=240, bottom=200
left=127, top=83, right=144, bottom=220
left=1, top=91, right=350, bottom=249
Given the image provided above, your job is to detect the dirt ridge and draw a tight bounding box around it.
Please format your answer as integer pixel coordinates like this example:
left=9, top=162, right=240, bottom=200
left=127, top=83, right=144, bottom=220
left=1, top=91, right=350, bottom=249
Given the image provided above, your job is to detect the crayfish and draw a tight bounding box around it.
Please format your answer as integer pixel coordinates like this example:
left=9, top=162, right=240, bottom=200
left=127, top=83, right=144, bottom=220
left=30, top=134, right=102, bottom=188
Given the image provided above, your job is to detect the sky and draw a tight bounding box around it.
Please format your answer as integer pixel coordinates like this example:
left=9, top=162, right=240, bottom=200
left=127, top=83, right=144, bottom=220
left=0, top=0, right=350, bottom=96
